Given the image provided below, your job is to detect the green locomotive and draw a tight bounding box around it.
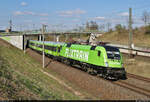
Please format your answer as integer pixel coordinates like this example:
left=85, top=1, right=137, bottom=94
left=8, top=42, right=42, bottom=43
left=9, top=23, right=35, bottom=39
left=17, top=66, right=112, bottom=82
left=28, top=40, right=126, bottom=80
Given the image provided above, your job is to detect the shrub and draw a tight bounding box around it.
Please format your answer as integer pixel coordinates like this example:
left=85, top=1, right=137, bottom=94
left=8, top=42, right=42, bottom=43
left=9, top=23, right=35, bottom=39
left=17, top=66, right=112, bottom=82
left=145, top=25, right=150, bottom=34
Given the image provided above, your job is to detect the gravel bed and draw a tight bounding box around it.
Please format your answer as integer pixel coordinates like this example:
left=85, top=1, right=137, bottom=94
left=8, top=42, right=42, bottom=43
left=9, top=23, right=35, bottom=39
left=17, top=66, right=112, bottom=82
left=123, top=76, right=150, bottom=92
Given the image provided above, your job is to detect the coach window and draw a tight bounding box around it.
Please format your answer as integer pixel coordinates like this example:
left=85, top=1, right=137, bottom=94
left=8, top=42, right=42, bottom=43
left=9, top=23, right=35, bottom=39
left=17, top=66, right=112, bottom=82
left=57, top=47, right=59, bottom=52
left=54, top=47, right=57, bottom=52
left=49, top=46, right=52, bottom=50
left=52, top=47, right=54, bottom=51
left=50, top=46, right=52, bottom=50
left=40, top=45, right=43, bottom=48
left=98, top=51, right=101, bottom=56
left=45, top=45, right=50, bottom=50
left=37, top=44, right=42, bottom=48
left=30, top=43, right=34, bottom=46
left=49, top=46, right=53, bottom=51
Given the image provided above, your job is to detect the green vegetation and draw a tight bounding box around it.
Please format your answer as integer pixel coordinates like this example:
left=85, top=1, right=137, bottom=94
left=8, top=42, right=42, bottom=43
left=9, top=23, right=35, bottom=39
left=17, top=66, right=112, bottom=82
left=145, top=25, right=150, bottom=34
left=0, top=40, right=80, bottom=100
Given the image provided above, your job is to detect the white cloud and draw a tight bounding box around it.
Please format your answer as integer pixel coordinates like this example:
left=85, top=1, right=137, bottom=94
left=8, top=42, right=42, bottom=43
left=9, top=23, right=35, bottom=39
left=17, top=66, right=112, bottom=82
left=38, top=13, right=49, bottom=16
left=13, top=11, right=49, bottom=16
left=24, top=20, right=33, bottom=23
left=72, top=19, right=80, bottom=22
left=110, top=19, right=122, bottom=23
left=13, top=11, right=35, bottom=16
left=58, top=9, right=86, bottom=17
left=40, top=18, right=49, bottom=20
left=94, top=16, right=105, bottom=20
left=40, top=21, right=48, bottom=25
left=25, top=11, right=35, bottom=15
left=119, top=12, right=129, bottom=16
left=21, top=2, right=27, bottom=6
left=14, top=11, right=24, bottom=15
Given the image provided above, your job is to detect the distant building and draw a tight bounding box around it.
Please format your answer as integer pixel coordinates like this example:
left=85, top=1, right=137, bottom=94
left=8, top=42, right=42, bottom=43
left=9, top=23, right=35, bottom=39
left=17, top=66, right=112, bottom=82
left=5, top=20, right=12, bottom=33
left=6, top=28, right=11, bottom=33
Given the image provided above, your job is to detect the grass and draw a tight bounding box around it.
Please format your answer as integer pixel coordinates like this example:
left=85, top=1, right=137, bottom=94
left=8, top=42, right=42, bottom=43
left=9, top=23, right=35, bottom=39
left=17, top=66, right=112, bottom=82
left=0, top=40, right=81, bottom=100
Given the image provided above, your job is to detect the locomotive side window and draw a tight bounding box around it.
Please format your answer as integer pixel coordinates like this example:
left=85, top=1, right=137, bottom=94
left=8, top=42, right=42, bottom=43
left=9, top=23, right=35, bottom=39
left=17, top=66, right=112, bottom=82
left=98, top=51, right=101, bottom=56
left=58, top=47, right=60, bottom=52
left=66, top=43, right=71, bottom=47
left=90, top=46, right=96, bottom=50
left=58, top=46, right=62, bottom=52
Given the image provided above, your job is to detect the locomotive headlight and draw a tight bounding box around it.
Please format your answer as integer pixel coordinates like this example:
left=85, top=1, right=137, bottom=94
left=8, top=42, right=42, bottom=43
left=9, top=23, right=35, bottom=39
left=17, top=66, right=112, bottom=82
left=105, top=62, right=109, bottom=67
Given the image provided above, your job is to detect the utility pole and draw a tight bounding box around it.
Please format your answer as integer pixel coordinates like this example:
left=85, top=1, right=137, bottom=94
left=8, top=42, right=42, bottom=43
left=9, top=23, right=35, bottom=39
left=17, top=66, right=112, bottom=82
left=24, top=34, right=26, bottom=54
left=42, top=24, right=46, bottom=68
left=9, top=20, right=12, bottom=32
left=129, top=8, right=133, bottom=58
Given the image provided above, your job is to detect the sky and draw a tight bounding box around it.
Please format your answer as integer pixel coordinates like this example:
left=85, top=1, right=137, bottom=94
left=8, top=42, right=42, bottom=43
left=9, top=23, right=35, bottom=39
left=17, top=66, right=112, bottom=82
left=0, top=0, right=150, bottom=31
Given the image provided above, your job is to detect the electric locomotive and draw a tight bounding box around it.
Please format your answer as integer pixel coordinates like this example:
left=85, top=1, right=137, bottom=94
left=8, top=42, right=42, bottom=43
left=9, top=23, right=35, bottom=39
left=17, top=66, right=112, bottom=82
left=28, top=40, right=127, bottom=80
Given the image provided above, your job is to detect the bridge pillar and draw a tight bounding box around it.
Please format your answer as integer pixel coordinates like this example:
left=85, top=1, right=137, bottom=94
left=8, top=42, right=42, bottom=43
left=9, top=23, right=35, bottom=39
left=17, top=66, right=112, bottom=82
left=56, top=35, right=60, bottom=42
left=38, top=35, right=42, bottom=41
left=65, top=34, right=68, bottom=42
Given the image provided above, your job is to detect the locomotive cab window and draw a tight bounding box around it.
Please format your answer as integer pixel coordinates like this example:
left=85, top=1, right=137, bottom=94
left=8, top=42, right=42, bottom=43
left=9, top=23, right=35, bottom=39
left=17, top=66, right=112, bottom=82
left=104, top=46, right=121, bottom=60
left=107, top=51, right=120, bottom=60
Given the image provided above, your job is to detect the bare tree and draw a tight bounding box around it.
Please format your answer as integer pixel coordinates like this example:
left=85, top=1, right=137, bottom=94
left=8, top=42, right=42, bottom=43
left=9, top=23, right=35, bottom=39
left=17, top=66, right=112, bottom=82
left=99, top=24, right=105, bottom=32
left=86, top=21, right=90, bottom=31
left=142, top=11, right=150, bottom=26
left=86, top=21, right=99, bottom=31
left=106, top=22, right=111, bottom=32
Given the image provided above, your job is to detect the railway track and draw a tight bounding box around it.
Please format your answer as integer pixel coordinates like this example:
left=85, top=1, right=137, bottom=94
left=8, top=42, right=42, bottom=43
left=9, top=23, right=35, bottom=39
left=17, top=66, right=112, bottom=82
left=95, top=73, right=150, bottom=98
left=113, top=81, right=150, bottom=98
left=127, top=73, right=150, bottom=83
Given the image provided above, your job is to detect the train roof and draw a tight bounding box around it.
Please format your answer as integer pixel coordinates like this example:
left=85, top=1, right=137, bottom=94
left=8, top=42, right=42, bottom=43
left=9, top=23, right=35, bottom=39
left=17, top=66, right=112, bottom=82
left=30, top=40, right=119, bottom=51
left=30, top=40, right=65, bottom=45
left=101, top=45, right=120, bottom=52
left=65, top=43, right=119, bottom=51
